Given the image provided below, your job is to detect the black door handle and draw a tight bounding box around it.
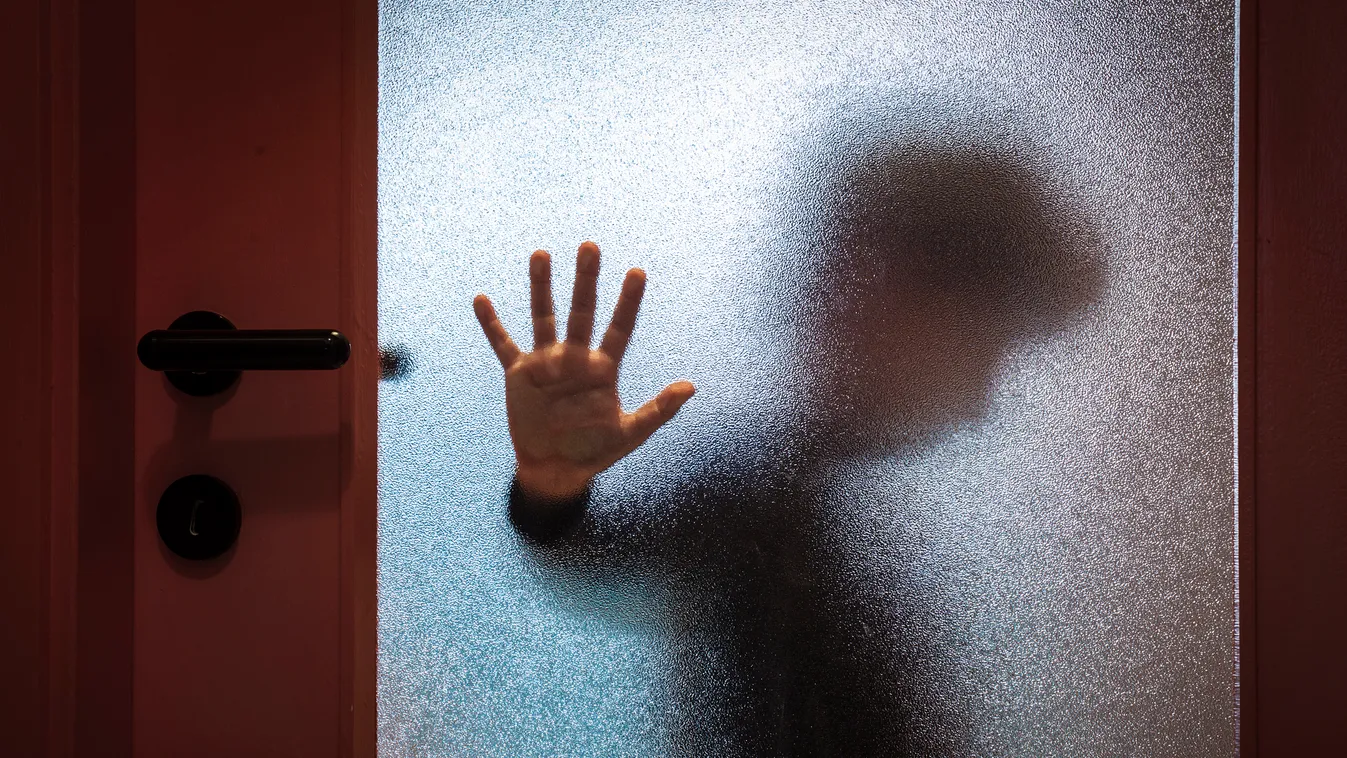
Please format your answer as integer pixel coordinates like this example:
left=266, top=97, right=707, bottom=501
left=138, top=329, right=350, bottom=371
left=139, top=311, right=350, bottom=396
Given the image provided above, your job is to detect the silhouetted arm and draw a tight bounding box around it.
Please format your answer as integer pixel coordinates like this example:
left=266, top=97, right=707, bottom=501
left=504, top=475, right=589, bottom=542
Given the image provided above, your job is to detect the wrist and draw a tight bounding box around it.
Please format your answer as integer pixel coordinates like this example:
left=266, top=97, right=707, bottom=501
left=514, top=463, right=591, bottom=504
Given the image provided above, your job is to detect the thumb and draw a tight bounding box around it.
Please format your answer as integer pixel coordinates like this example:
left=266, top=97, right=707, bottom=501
left=621, top=380, right=696, bottom=452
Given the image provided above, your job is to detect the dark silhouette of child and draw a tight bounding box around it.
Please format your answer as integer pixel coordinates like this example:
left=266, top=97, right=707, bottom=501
left=474, top=133, right=1102, bottom=756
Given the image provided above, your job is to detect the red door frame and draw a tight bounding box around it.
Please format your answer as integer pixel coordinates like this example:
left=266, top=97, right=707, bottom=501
left=1, top=1, right=1342, bottom=755
left=1244, top=1, right=1347, bottom=753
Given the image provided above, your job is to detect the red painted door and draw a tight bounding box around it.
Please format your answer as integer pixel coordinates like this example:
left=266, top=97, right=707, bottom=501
left=3, top=0, right=378, bottom=750
left=130, top=1, right=375, bottom=755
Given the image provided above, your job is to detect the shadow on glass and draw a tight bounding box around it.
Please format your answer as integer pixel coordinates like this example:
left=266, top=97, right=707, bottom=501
left=515, top=123, right=1105, bottom=756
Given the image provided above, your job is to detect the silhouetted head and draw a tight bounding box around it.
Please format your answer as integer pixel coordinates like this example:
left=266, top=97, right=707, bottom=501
left=776, top=134, right=1104, bottom=456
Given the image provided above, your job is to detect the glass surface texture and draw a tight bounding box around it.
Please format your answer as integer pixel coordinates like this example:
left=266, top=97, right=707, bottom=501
left=377, top=1, right=1237, bottom=755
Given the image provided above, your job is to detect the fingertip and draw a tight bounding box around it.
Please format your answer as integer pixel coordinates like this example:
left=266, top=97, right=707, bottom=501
left=530, top=249, right=550, bottom=267
left=577, top=241, right=601, bottom=270
left=622, top=268, right=648, bottom=297
left=530, top=259, right=548, bottom=278
left=661, top=380, right=696, bottom=411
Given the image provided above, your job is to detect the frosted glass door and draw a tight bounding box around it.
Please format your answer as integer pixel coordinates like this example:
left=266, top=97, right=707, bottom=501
left=377, top=1, right=1237, bottom=755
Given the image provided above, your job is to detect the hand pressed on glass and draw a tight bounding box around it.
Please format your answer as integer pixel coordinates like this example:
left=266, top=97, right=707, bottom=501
left=474, top=240, right=696, bottom=504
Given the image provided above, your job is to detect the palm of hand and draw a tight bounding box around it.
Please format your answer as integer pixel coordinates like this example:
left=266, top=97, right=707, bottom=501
left=506, top=346, right=623, bottom=469
left=475, top=241, right=695, bottom=501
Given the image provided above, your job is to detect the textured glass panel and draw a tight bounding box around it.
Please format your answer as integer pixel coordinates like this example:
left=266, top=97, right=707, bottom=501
left=377, top=1, right=1237, bottom=756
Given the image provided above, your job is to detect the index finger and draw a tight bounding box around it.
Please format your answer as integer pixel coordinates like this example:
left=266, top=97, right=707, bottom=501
left=598, top=268, right=647, bottom=361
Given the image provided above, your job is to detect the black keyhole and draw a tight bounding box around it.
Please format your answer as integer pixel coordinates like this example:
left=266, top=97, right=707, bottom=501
left=157, top=475, right=241, bottom=560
